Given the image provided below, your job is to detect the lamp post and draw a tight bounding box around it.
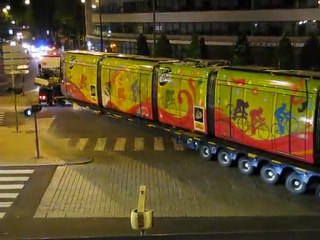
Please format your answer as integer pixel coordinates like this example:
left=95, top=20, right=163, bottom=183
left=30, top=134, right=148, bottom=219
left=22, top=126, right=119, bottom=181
left=92, top=1, right=103, bottom=51
left=81, top=0, right=86, bottom=49
left=98, top=0, right=103, bottom=51
left=152, top=0, right=156, bottom=56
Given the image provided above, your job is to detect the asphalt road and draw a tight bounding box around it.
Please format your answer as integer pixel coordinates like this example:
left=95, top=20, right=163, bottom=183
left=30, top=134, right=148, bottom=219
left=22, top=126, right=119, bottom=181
left=0, top=105, right=320, bottom=239
left=35, top=107, right=320, bottom=215
left=0, top=165, right=56, bottom=220
left=1, top=58, right=320, bottom=238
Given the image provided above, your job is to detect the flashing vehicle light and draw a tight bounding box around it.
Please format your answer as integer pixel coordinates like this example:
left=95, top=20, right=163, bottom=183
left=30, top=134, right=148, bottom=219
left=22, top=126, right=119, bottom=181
left=24, top=104, right=43, bottom=117
left=24, top=108, right=32, bottom=117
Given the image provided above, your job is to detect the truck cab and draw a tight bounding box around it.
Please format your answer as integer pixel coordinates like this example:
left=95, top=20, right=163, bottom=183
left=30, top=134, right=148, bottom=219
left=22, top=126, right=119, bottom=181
left=35, top=55, right=65, bottom=106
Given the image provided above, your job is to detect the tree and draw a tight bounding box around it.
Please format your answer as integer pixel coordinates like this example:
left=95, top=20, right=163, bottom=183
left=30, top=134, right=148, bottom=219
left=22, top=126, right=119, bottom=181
left=154, top=33, right=172, bottom=58
left=299, top=34, right=320, bottom=70
left=200, top=37, right=209, bottom=59
left=232, top=34, right=251, bottom=65
left=277, top=35, right=295, bottom=69
left=1, top=1, right=33, bottom=40
left=186, top=31, right=200, bottom=58
left=10, top=1, right=31, bottom=27
left=136, top=33, right=150, bottom=56
left=52, top=0, right=83, bottom=49
left=30, top=0, right=55, bottom=38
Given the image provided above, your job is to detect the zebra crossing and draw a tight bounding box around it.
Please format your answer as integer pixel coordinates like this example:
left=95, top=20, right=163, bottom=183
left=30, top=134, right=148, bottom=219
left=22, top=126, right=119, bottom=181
left=0, top=168, right=34, bottom=219
left=0, top=112, right=4, bottom=126
left=61, top=136, right=185, bottom=152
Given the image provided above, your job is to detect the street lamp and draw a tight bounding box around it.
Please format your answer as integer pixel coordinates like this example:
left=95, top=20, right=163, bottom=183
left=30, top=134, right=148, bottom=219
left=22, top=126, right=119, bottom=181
left=92, top=1, right=103, bottom=51
left=152, top=0, right=156, bottom=56
left=2, top=5, right=10, bottom=14
left=24, top=0, right=30, bottom=5
left=81, top=0, right=86, bottom=49
left=98, top=0, right=103, bottom=51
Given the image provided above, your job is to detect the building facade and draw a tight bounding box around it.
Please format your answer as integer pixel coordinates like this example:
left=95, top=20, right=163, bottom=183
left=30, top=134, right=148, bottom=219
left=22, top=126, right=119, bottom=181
left=84, top=0, right=320, bottom=65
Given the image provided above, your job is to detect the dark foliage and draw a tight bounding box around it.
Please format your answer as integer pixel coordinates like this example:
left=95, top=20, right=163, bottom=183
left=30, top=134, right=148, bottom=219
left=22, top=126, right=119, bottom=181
left=200, top=37, right=209, bottom=59
left=299, top=34, right=320, bottom=70
left=277, top=36, right=295, bottom=69
left=232, top=34, right=251, bottom=65
left=154, top=33, right=172, bottom=58
left=136, top=34, right=150, bottom=56
left=186, top=32, right=200, bottom=59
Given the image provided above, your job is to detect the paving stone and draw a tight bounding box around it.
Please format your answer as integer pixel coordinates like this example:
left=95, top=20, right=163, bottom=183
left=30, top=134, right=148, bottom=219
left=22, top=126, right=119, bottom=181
left=35, top=153, right=320, bottom=218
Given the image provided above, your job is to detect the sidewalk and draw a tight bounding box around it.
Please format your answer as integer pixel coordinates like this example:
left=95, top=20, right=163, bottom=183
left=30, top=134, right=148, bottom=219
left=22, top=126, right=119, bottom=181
left=0, top=107, right=92, bottom=167
left=0, top=89, right=38, bottom=109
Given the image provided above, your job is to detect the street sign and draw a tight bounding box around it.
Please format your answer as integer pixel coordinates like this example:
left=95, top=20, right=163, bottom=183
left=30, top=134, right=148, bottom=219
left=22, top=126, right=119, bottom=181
left=0, top=45, right=29, bottom=74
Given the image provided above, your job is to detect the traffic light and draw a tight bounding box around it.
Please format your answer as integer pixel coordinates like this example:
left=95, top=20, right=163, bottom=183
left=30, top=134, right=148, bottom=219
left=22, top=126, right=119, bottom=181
left=32, top=104, right=42, bottom=113
left=24, top=104, right=42, bottom=117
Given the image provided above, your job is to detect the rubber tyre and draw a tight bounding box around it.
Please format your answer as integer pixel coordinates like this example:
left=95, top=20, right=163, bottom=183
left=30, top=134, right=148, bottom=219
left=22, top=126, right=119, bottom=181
left=199, top=144, right=212, bottom=161
left=260, top=164, right=280, bottom=185
left=238, top=157, right=254, bottom=175
left=285, top=173, right=307, bottom=195
left=315, top=184, right=320, bottom=199
left=217, top=149, right=233, bottom=167
left=58, top=99, right=66, bottom=106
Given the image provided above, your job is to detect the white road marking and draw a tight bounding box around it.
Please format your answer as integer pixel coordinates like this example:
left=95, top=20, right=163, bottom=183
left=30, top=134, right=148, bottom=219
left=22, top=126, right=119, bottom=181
left=172, top=138, right=184, bottom=151
left=0, top=202, right=12, bottom=208
left=0, top=184, right=24, bottom=190
left=0, top=193, right=19, bottom=198
left=0, top=169, right=34, bottom=174
left=154, top=137, right=164, bottom=151
left=0, top=177, right=29, bottom=182
left=0, top=112, right=4, bottom=126
left=94, top=138, right=106, bottom=151
left=134, top=138, right=144, bottom=151
left=0, top=167, right=34, bottom=219
left=74, top=138, right=89, bottom=151
left=113, top=138, right=126, bottom=151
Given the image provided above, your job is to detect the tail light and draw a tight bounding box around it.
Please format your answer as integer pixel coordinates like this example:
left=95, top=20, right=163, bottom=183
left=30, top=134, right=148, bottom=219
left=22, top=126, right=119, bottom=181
left=39, top=95, right=47, bottom=100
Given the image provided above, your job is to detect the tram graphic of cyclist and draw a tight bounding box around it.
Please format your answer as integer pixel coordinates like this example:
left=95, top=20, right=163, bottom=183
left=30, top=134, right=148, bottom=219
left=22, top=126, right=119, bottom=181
left=232, top=99, right=249, bottom=120
left=225, top=99, right=250, bottom=133
left=274, top=104, right=287, bottom=135
left=273, top=103, right=299, bottom=136
left=250, top=107, right=264, bottom=135
left=225, top=100, right=271, bottom=139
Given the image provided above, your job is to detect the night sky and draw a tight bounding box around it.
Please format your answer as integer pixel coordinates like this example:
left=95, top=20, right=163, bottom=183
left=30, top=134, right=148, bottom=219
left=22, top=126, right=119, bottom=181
left=0, top=0, right=81, bottom=39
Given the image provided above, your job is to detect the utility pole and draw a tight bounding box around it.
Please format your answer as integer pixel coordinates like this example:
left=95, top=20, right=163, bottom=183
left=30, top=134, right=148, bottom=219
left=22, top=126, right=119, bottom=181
left=98, top=0, right=103, bottom=51
left=152, top=0, right=156, bottom=56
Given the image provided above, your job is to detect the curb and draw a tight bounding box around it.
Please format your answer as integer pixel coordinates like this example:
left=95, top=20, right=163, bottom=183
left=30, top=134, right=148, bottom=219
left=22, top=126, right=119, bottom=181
left=0, top=106, right=32, bottom=111
left=0, top=157, right=94, bottom=167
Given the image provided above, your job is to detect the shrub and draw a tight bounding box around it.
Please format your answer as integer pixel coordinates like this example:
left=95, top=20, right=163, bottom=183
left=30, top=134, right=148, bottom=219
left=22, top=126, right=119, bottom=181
left=154, top=33, right=172, bottom=58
